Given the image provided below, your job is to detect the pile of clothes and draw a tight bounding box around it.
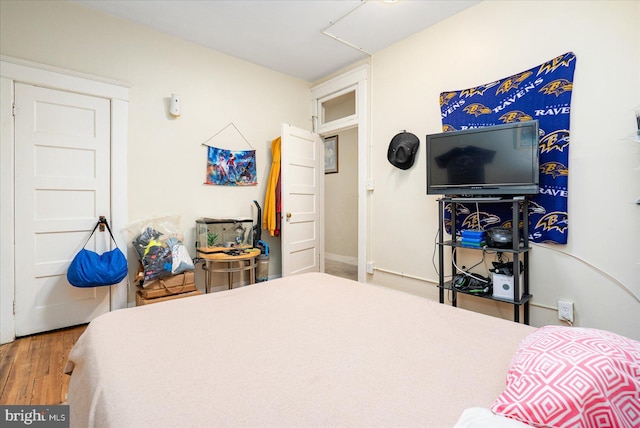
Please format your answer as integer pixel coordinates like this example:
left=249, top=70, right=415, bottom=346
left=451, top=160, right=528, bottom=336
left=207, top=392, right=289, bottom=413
left=127, top=216, right=194, bottom=286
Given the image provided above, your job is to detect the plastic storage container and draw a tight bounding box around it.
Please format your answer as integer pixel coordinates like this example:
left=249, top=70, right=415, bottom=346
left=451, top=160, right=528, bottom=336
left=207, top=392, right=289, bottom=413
left=256, top=254, right=269, bottom=282
left=196, top=218, right=253, bottom=253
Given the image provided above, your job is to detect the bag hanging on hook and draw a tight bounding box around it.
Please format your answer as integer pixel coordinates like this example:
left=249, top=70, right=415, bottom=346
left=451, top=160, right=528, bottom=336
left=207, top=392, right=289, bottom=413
left=67, top=218, right=128, bottom=288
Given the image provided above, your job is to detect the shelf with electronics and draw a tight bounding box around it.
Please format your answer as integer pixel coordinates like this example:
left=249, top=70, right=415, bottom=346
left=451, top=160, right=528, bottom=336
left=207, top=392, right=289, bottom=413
left=436, top=196, right=532, bottom=324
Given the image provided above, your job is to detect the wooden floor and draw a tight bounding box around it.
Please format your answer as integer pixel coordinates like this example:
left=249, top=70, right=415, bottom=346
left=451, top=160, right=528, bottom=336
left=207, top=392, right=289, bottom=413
left=0, top=324, right=87, bottom=405
left=325, top=259, right=358, bottom=281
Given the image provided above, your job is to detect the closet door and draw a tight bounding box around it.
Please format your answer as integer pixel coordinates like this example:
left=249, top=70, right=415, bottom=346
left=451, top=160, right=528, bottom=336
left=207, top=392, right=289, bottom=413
left=14, top=83, right=111, bottom=336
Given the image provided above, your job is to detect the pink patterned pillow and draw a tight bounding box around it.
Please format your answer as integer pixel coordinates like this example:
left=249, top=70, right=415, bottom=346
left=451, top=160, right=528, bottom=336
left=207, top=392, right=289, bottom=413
left=491, top=326, right=640, bottom=428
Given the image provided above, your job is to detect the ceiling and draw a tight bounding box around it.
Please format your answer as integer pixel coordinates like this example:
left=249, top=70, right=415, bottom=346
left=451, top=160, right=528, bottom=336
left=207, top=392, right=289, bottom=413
left=71, top=0, right=481, bottom=82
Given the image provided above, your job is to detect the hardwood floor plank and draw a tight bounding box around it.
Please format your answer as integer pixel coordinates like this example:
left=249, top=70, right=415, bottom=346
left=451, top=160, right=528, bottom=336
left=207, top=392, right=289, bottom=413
left=0, top=337, right=27, bottom=404
left=30, top=375, right=45, bottom=405
left=51, top=339, right=67, bottom=404
left=37, top=374, right=57, bottom=406
left=0, top=339, right=18, bottom=401
left=0, top=340, right=7, bottom=361
left=15, top=337, right=35, bottom=404
left=0, top=324, right=87, bottom=405
left=31, top=334, right=51, bottom=404
left=23, top=335, right=44, bottom=404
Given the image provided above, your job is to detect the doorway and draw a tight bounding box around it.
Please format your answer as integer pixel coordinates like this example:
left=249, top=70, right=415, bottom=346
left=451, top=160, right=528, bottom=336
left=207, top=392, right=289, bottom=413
left=312, top=65, right=368, bottom=282
left=0, top=57, right=129, bottom=344
left=324, top=127, right=358, bottom=281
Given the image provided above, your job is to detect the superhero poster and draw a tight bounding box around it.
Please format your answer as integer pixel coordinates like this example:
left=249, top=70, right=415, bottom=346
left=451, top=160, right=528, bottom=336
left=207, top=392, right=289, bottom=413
left=205, top=146, right=257, bottom=186
left=439, top=52, right=576, bottom=245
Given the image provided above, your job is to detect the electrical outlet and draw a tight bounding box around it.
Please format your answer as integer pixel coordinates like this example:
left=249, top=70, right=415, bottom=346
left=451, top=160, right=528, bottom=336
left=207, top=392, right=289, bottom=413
left=366, top=179, right=375, bottom=191
left=366, top=261, right=374, bottom=274
left=558, top=301, right=574, bottom=323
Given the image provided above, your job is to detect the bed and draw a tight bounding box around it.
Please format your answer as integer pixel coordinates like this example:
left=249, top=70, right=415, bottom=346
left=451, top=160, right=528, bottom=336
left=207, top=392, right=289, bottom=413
left=65, top=272, right=640, bottom=428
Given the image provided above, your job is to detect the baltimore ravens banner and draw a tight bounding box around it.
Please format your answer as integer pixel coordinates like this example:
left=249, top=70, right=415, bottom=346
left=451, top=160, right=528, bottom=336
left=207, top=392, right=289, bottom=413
left=205, top=146, right=257, bottom=186
left=439, top=52, right=576, bottom=244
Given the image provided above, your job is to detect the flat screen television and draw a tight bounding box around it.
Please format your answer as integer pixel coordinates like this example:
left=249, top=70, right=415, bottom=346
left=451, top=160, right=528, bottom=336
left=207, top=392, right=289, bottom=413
left=426, top=121, right=540, bottom=196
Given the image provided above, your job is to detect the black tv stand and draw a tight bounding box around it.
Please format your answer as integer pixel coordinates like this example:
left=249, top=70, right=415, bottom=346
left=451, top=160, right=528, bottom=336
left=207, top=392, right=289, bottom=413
left=449, top=196, right=504, bottom=202
left=436, top=196, right=532, bottom=324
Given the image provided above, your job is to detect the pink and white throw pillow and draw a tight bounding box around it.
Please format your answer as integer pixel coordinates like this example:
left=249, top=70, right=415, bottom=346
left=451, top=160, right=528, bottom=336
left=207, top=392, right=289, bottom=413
left=491, top=325, right=640, bottom=427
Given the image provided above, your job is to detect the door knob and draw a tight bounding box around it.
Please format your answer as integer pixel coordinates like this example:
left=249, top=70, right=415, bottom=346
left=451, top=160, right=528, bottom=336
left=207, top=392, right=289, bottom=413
left=286, top=213, right=292, bottom=219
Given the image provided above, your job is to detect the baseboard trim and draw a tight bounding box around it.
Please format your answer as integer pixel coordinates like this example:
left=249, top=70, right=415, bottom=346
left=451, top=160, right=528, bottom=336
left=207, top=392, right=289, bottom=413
left=325, top=253, right=357, bottom=266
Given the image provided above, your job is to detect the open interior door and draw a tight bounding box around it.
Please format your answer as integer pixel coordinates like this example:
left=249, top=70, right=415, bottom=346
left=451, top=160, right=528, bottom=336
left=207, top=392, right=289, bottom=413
left=280, top=123, right=324, bottom=277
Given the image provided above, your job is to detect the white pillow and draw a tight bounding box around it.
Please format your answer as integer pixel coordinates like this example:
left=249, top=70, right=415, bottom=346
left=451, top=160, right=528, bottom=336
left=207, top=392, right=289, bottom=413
left=454, top=407, right=532, bottom=428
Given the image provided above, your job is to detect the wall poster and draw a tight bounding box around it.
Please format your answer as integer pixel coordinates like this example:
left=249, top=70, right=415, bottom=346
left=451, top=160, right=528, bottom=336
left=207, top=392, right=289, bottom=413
left=205, top=146, right=257, bottom=186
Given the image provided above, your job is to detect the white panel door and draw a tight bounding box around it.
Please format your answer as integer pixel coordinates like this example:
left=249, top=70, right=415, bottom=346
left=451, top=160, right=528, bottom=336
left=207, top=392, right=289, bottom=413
left=14, top=83, right=111, bottom=336
left=280, top=123, right=324, bottom=277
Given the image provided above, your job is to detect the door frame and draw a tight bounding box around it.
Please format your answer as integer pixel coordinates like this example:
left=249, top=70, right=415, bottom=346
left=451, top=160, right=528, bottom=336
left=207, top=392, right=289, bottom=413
left=0, top=56, right=129, bottom=344
left=311, top=65, right=369, bottom=283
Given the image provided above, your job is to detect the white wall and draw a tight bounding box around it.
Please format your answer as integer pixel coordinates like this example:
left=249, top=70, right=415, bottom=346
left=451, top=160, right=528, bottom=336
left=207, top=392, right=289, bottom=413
left=1, top=0, right=639, bottom=341
left=368, top=0, right=640, bottom=340
left=0, top=0, right=311, bottom=302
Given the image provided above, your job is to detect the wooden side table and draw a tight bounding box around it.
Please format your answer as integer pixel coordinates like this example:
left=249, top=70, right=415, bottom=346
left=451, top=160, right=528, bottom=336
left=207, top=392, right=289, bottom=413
left=198, top=248, right=261, bottom=293
left=135, top=290, right=202, bottom=306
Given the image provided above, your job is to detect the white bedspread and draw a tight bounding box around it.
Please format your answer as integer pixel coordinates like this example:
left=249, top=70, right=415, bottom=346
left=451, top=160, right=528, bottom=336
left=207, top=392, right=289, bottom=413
left=65, top=272, right=535, bottom=427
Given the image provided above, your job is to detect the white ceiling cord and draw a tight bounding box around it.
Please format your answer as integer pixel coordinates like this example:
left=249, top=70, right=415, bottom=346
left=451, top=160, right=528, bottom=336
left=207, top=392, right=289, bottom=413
left=321, top=0, right=373, bottom=56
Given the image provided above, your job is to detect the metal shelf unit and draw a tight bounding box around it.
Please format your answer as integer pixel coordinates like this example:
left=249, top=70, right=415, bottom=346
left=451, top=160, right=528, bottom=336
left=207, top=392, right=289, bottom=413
left=437, top=196, right=532, bottom=324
